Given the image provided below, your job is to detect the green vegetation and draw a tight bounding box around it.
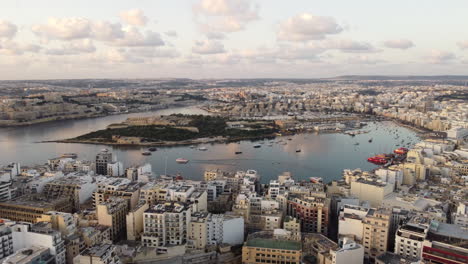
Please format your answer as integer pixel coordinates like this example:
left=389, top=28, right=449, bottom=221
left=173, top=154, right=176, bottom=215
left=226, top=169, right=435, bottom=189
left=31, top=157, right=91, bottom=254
left=74, top=115, right=277, bottom=143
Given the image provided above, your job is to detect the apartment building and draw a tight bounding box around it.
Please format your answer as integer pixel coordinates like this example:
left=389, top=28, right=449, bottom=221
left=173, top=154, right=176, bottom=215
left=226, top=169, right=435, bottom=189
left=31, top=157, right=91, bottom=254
left=362, top=208, right=391, bottom=261
left=73, top=244, right=120, bottom=264
left=0, top=195, right=72, bottom=223
left=287, top=196, right=330, bottom=234
left=96, top=198, right=129, bottom=242
left=394, top=216, right=430, bottom=259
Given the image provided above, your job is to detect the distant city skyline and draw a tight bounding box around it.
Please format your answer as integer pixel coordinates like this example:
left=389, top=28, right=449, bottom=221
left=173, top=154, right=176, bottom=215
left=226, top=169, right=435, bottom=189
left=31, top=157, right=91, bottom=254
left=1, top=0, right=468, bottom=80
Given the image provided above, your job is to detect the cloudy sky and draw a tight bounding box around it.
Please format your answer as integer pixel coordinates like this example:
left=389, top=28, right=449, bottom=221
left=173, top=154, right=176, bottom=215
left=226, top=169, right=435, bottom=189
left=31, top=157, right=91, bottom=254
left=1, top=0, right=468, bottom=80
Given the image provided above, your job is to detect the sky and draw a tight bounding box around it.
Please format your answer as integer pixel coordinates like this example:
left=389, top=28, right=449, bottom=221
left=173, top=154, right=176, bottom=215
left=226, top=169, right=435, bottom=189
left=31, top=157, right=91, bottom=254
left=1, top=0, right=468, bottom=80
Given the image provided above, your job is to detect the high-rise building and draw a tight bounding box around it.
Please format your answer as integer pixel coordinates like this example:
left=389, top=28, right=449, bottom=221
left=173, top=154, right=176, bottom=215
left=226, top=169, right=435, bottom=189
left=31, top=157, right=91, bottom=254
left=287, top=196, right=330, bottom=235
left=142, top=202, right=191, bottom=247
left=95, top=150, right=114, bottom=176
left=394, top=216, right=430, bottom=260
left=96, top=198, right=129, bottom=242
left=362, top=208, right=391, bottom=261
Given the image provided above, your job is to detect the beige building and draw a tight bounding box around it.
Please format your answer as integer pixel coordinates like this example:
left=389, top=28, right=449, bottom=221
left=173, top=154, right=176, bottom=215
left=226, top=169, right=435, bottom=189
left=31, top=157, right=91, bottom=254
left=37, top=211, right=77, bottom=236
left=362, top=208, right=391, bottom=261
left=126, top=202, right=149, bottom=241
left=242, top=232, right=302, bottom=264
left=96, top=198, right=128, bottom=241
left=73, top=244, right=120, bottom=264
left=283, top=216, right=301, bottom=239
left=350, top=179, right=393, bottom=207
left=0, top=195, right=72, bottom=223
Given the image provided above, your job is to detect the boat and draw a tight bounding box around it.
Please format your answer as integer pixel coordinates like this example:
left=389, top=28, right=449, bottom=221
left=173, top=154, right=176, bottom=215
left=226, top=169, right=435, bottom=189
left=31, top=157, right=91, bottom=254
left=268, top=144, right=273, bottom=147
left=394, top=147, right=409, bottom=155
left=235, top=151, right=243, bottom=154
left=198, top=147, right=208, bottom=151
left=148, top=147, right=157, bottom=152
left=354, top=142, right=359, bottom=145
left=253, top=144, right=261, bottom=148
left=367, top=156, right=387, bottom=165
left=368, top=138, right=373, bottom=143
left=296, top=149, right=301, bottom=152
left=61, top=153, right=78, bottom=159
left=287, top=138, right=293, bottom=141
left=176, top=158, right=189, bottom=164
left=310, top=177, right=323, bottom=183
left=142, top=151, right=152, bottom=156
left=189, top=146, right=195, bottom=149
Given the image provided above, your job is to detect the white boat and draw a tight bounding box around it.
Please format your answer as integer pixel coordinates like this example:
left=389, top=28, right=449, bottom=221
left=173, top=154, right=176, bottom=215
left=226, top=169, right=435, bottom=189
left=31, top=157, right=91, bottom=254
left=253, top=144, right=261, bottom=148
left=198, top=147, right=208, bottom=151
left=310, top=177, right=323, bottom=183
left=176, top=158, right=189, bottom=164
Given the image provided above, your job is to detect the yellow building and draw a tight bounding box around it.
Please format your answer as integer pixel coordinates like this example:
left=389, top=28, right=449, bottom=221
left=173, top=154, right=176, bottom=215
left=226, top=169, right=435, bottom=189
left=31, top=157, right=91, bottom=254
left=126, top=202, right=149, bottom=241
left=0, top=195, right=72, bottom=223
left=242, top=233, right=302, bottom=264
left=96, top=198, right=128, bottom=242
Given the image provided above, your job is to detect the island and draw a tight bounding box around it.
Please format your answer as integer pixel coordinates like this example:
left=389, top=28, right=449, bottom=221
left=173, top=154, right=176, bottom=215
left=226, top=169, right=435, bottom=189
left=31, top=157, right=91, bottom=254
left=54, top=114, right=278, bottom=146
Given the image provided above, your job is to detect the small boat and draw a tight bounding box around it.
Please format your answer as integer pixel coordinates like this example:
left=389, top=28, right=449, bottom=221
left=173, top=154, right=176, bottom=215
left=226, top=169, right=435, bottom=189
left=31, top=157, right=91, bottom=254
left=253, top=144, right=261, bottom=148
left=176, top=158, right=189, bottom=164
left=61, top=153, right=78, bottom=159
left=190, top=146, right=195, bottom=149
left=268, top=144, right=273, bottom=147
left=368, top=138, right=373, bottom=143
left=142, top=151, right=151, bottom=156
left=310, top=177, right=323, bottom=183
left=296, top=149, right=301, bottom=153
left=148, top=147, right=157, bottom=152
left=354, top=142, right=359, bottom=145
left=235, top=151, right=243, bottom=154
left=198, top=147, right=208, bottom=151
left=287, top=138, right=293, bottom=141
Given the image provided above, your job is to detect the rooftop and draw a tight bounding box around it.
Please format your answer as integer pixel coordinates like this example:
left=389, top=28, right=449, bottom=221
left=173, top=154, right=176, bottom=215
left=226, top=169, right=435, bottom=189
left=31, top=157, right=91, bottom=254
left=245, top=238, right=301, bottom=251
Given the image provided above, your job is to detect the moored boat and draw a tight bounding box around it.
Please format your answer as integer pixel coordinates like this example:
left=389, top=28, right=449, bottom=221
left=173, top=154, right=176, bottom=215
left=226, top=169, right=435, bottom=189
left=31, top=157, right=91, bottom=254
left=176, top=158, right=189, bottom=164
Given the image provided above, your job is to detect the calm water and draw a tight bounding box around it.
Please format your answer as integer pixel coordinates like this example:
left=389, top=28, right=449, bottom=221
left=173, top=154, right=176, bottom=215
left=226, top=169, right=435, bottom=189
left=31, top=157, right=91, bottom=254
left=0, top=107, right=419, bottom=183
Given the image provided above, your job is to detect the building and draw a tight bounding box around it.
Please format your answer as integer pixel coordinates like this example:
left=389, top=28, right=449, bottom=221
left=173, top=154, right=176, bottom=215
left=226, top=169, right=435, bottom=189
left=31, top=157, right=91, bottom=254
left=11, top=223, right=66, bottom=264
left=287, top=196, right=330, bottom=234
left=3, top=246, right=54, bottom=264
left=126, top=201, right=149, bottom=241
left=362, top=208, right=391, bottom=261
left=73, top=244, right=120, bottom=264
left=338, top=204, right=369, bottom=243
left=107, top=162, right=124, bottom=177
left=142, top=202, right=191, bottom=247
left=242, top=231, right=302, bottom=264
left=375, top=252, right=420, bottom=264
left=330, top=238, right=364, bottom=264
left=394, top=216, right=430, bottom=260
left=350, top=179, right=393, bottom=207
left=95, top=150, right=114, bottom=176
left=37, top=211, right=77, bottom=236
left=421, top=221, right=468, bottom=264
left=0, top=222, right=13, bottom=260
left=96, top=198, right=129, bottom=241
left=283, top=216, right=301, bottom=239
left=0, top=195, right=72, bottom=223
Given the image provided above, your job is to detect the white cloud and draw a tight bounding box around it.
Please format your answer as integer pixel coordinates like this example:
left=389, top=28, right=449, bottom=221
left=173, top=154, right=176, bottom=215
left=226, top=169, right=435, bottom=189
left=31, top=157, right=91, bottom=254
left=193, top=0, right=259, bottom=33
left=120, top=9, right=148, bottom=26
left=32, top=17, right=92, bottom=40
left=347, top=55, right=385, bottom=64
left=192, top=40, right=225, bottom=54
left=278, top=13, right=343, bottom=41
left=0, top=40, right=41, bottom=55
left=127, top=47, right=180, bottom=58
left=0, top=20, right=17, bottom=39
left=91, top=21, right=125, bottom=41
left=330, top=39, right=379, bottom=53
left=457, top=40, right=468, bottom=49
left=45, top=39, right=96, bottom=55
left=112, top=28, right=164, bottom=47
left=165, top=31, right=178, bottom=38
left=428, top=50, right=456, bottom=64
left=383, top=39, right=414, bottom=49
left=206, top=31, right=226, bottom=40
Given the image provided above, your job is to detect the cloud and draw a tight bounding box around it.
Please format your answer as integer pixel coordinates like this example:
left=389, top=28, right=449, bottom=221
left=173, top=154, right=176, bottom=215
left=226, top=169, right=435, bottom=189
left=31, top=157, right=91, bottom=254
left=457, top=40, right=468, bottom=49
left=32, top=17, right=164, bottom=47
left=127, top=47, right=180, bottom=58
left=120, top=9, right=148, bottom=26
left=192, top=40, right=225, bottom=54
left=32, top=17, right=92, bottom=40
left=206, top=31, right=226, bottom=40
left=193, top=0, right=259, bottom=33
left=165, top=31, right=178, bottom=38
left=0, top=40, right=41, bottom=55
left=383, top=39, right=414, bottom=49
left=347, top=55, right=386, bottom=64
left=330, top=39, right=379, bottom=53
left=278, top=13, right=343, bottom=41
left=0, top=20, right=17, bottom=39
left=112, top=29, right=164, bottom=47
left=45, top=39, right=96, bottom=55
left=428, top=50, right=456, bottom=64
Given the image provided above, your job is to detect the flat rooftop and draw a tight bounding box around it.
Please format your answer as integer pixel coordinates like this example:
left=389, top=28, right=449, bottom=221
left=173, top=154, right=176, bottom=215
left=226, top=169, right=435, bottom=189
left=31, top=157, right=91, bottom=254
left=246, top=238, right=301, bottom=251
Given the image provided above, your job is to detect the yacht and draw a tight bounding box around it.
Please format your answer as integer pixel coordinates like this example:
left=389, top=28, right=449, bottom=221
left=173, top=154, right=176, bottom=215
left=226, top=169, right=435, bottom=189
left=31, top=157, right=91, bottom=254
left=176, top=158, right=189, bottom=164
left=198, top=147, right=208, bottom=151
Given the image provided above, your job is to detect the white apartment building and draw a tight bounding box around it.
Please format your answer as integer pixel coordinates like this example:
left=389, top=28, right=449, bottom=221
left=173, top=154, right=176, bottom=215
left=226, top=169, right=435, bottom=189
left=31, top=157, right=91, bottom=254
left=11, top=223, right=66, bottom=264
left=338, top=204, right=369, bottom=242
left=142, top=202, right=191, bottom=247
left=330, top=238, right=365, bottom=264
left=394, top=216, right=430, bottom=259
left=350, top=179, right=393, bottom=207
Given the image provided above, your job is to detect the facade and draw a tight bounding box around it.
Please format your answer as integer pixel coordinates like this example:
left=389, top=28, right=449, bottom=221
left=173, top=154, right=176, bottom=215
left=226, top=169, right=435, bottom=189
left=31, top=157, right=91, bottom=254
left=362, top=208, right=391, bottom=261
left=96, top=198, right=129, bottom=241
left=0, top=222, right=13, bottom=260
left=11, top=223, right=66, bottom=264
left=95, top=150, right=114, bottom=176
left=3, top=246, right=54, bottom=264
left=287, top=196, right=330, bottom=234
left=126, top=202, right=149, bottom=241
left=350, top=179, right=393, bottom=207
left=394, top=216, right=430, bottom=259
left=330, top=238, right=365, bottom=264
left=42, top=175, right=96, bottom=212
left=142, top=202, right=191, bottom=247
left=0, top=196, right=72, bottom=223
